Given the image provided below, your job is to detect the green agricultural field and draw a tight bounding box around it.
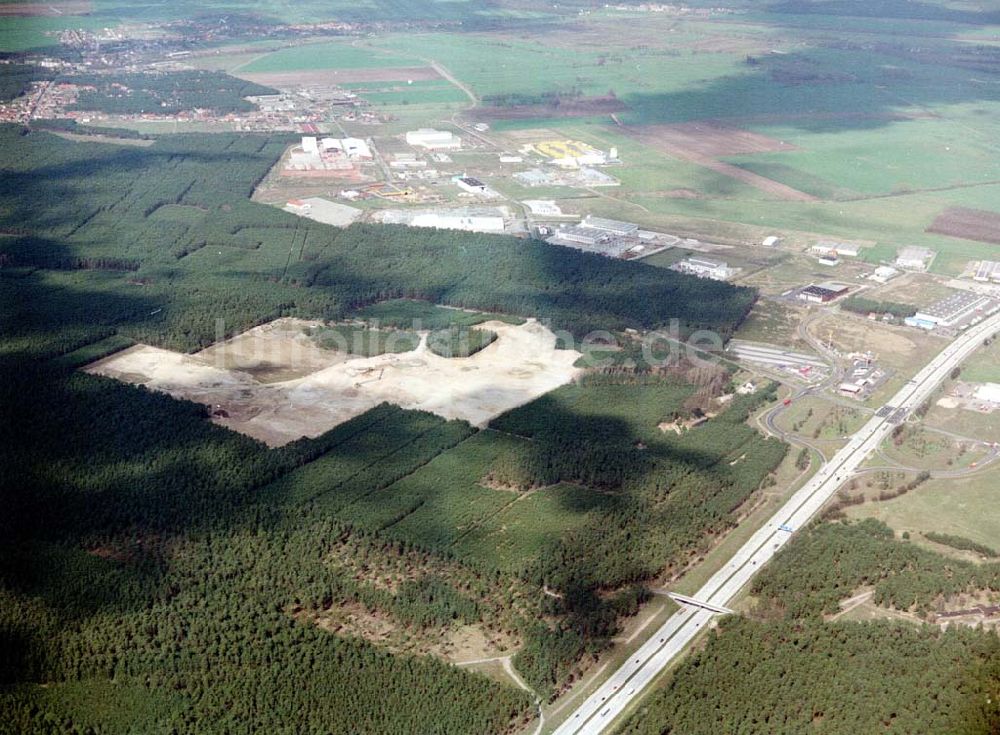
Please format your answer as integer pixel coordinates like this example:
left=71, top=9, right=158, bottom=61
left=84, top=0, right=542, bottom=26
left=369, top=27, right=752, bottom=104
left=846, top=467, right=1000, bottom=553
left=0, top=14, right=110, bottom=52
left=773, top=396, right=868, bottom=445
left=726, top=113, right=1000, bottom=199
left=342, top=80, right=470, bottom=106
left=342, top=15, right=1000, bottom=277
left=878, top=426, right=989, bottom=472
left=236, top=39, right=418, bottom=73
left=953, top=336, right=1000, bottom=383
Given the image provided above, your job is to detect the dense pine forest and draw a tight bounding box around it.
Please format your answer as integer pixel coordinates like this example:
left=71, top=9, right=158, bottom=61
left=0, top=125, right=779, bottom=731
left=0, top=126, right=755, bottom=358
left=620, top=520, right=1000, bottom=734
left=66, top=71, right=278, bottom=116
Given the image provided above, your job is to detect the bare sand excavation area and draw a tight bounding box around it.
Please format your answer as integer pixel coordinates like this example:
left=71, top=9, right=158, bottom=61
left=85, top=318, right=582, bottom=446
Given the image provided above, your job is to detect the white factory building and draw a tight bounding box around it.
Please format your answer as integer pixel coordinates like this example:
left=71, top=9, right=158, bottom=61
left=912, top=291, right=993, bottom=328
left=973, top=260, right=1000, bottom=283
left=896, top=246, right=935, bottom=271
left=410, top=213, right=504, bottom=233
left=454, top=176, right=489, bottom=194
left=812, top=241, right=860, bottom=257
left=871, top=266, right=899, bottom=283
left=320, top=137, right=372, bottom=159
left=580, top=215, right=639, bottom=236
left=975, top=382, right=1000, bottom=405
left=673, top=257, right=736, bottom=281
left=406, top=128, right=462, bottom=150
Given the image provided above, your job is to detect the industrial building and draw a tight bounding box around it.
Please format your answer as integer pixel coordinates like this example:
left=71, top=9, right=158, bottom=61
left=523, top=200, right=567, bottom=217
left=871, top=266, right=899, bottom=283
left=373, top=206, right=510, bottom=235
left=812, top=241, right=860, bottom=257
left=580, top=215, right=639, bottom=236
left=975, top=383, right=1000, bottom=405
left=895, top=246, right=935, bottom=270
left=547, top=217, right=640, bottom=257
left=911, top=291, right=993, bottom=328
left=798, top=282, right=850, bottom=303
left=390, top=153, right=426, bottom=169
left=973, top=260, right=1000, bottom=283
left=817, top=254, right=840, bottom=267
left=513, top=167, right=620, bottom=188
left=455, top=176, right=488, bottom=194
left=548, top=216, right=640, bottom=246
left=286, top=136, right=365, bottom=172
left=320, top=137, right=372, bottom=159
left=556, top=225, right=609, bottom=248
left=530, top=139, right=609, bottom=168
left=406, top=128, right=462, bottom=150
left=672, top=257, right=736, bottom=281
left=410, top=212, right=504, bottom=233
left=248, top=94, right=296, bottom=112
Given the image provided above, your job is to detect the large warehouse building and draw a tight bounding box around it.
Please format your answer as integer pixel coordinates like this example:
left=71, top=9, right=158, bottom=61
left=410, top=213, right=504, bottom=233
left=811, top=241, right=860, bottom=258
left=798, top=282, right=850, bottom=303
left=320, top=137, right=372, bottom=159
left=896, top=246, right=935, bottom=270
left=406, top=128, right=462, bottom=150
left=579, top=215, right=639, bottom=236
left=672, top=257, right=736, bottom=281
left=546, top=215, right=644, bottom=257
left=974, top=260, right=1000, bottom=283
left=975, top=383, right=1000, bottom=405
left=911, top=291, right=993, bottom=328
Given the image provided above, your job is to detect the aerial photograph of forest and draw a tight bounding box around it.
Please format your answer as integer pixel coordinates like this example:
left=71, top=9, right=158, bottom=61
left=1, top=0, right=998, bottom=733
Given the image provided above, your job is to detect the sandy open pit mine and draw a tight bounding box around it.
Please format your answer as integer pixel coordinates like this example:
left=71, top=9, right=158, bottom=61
left=85, top=318, right=582, bottom=446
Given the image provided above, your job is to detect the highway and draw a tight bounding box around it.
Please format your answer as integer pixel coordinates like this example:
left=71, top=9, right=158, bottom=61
left=552, top=311, right=1000, bottom=735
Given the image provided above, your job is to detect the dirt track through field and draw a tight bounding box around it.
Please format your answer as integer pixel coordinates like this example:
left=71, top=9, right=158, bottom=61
left=620, top=122, right=818, bottom=201
left=624, top=121, right=798, bottom=157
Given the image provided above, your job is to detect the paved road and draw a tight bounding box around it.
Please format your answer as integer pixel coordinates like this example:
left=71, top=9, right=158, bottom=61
left=552, top=312, right=1000, bottom=735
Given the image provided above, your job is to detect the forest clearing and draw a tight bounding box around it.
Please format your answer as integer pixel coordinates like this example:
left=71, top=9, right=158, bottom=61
left=86, top=318, right=583, bottom=446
